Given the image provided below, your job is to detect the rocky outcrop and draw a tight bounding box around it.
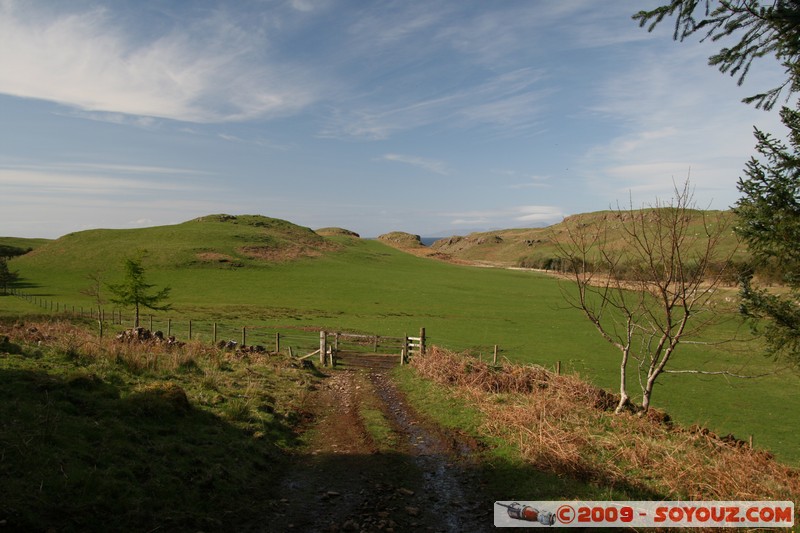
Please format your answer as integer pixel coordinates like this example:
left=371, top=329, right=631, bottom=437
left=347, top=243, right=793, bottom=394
left=315, top=227, right=360, bottom=238
left=377, top=232, right=423, bottom=247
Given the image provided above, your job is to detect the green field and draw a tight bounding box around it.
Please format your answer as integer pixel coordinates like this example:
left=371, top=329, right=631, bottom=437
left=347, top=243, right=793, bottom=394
left=4, top=214, right=798, bottom=464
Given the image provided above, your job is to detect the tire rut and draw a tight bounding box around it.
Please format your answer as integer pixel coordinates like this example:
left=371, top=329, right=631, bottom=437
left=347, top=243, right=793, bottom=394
left=268, top=369, right=492, bottom=532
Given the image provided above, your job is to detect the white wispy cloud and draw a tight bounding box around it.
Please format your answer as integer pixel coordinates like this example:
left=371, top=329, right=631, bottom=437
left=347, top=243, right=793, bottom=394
left=381, top=154, right=449, bottom=175
left=0, top=1, right=320, bottom=123
left=2, top=192, right=226, bottom=238
left=321, top=68, right=548, bottom=140
left=0, top=158, right=217, bottom=206
left=218, top=133, right=293, bottom=151
left=436, top=3, right=579, bottom=67
left=347, top=3, right=449, bottom=49
left=579, top=39, right=786, bottom=208
left=54, top=162, right=207, bottom=176
left=0, top=159, right=209, bottom=177
left=0, top=169, right=193, bottom=194
left=446, top=205, right=564, bottom=227
left=290, top=0, right=326, bottom=13
left=494, top=170, right=552, bottom=190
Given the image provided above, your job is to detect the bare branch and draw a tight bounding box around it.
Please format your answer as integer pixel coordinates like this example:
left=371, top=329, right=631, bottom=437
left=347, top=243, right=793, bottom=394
left=554, top=177, right=744, bottom=412
left=664, top=369, right=778, bottom=378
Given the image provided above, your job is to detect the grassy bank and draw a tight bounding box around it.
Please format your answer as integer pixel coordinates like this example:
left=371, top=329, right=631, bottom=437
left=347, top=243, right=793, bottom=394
left=0, top=319, right=318, bottom=532
left=395, top=348, right=799, bottom=517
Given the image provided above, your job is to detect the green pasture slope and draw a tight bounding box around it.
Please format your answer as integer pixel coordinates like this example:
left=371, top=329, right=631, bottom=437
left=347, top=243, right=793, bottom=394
left=0, top=236, right=51, bottom=257
left=433, top=209, right=745, bottom=267
left=4, top=214, right=798, bottom=464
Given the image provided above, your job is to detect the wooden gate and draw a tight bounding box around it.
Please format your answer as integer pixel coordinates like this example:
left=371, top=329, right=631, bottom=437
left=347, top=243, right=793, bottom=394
left=299, top=329, right=426, bottom=369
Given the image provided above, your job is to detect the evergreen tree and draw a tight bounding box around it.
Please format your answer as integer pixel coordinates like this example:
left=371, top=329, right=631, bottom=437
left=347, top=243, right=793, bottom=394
left=107, top=255, right=171, bottom=328
left=0, top=258, right=19, bottom=295
left=735, top=107, right=800, bottom=364
left=634, top=0, right=800, bottom=110
left=635, top=1, right=800, bottom=366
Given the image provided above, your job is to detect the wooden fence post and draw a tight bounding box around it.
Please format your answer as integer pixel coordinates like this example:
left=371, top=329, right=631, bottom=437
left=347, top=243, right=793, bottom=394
left=213, top=323, right=218, bottom=345
left=320, top=331, right=327, bottom=366
left=189, top=320, right=193, bottom=340
left=556, top=361, right=561, bottom=375
left=493, top=345, right=498, bottom=365
left=242, top=326, right=247, bottom=347
left=275, top=332, right=280, bottom=353
left=167, top=318, right=172, bottom=337
left=419, top=327, right=426, bottom=355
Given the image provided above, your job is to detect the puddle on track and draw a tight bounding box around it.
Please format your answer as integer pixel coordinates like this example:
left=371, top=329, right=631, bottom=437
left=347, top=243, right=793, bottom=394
left=368, top=371, right=487, bottom=533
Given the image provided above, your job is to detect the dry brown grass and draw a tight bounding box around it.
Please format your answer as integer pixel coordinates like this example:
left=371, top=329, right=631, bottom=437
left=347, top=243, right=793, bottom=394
left=411, top=347, right=800, bottom=505
left=237, top=241, right=340, bottom=262
left=1, top=320, right=220, bottom=374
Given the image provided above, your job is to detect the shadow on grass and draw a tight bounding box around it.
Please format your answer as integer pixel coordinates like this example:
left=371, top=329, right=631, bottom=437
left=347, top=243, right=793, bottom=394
left=1, top=359, right=665, bottom=532
left=9, top=280, right=44, bottom=291
left=0, top=366, right=297, bottom=532
left=265, top=449, right=665, bottom=532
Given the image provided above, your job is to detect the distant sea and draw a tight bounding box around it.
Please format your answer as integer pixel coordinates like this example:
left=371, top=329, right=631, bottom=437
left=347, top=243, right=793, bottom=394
left=365, top=237, right=442, bottom=245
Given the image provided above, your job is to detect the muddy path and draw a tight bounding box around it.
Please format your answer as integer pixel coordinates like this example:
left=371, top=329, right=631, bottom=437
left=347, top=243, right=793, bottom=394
left=267, top=368, right=493, bottom=532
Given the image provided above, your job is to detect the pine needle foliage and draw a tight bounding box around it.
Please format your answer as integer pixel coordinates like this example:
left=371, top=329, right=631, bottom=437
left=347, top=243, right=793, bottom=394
left=634, top=0, right=800, bottom=110
left=735, top=106, right=800, bottom=365
left=107, top=254, right=171, bottom=328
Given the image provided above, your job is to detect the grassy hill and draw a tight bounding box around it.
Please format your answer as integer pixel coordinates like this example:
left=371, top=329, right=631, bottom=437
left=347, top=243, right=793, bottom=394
left=17, top=214, right=340, bottom=270
left=430, top=209, right=744, bottom=267
left=5, top=213, right=799, bottom=464
left=0, top=236, right=52, bottom=258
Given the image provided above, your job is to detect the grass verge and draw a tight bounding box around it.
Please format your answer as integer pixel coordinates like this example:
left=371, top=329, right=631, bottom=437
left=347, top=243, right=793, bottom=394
left=358, top=380, right=400, bottom=451
left=396, top=348, right=800, bottom=516
left=0, top=319, right=319, bottom=532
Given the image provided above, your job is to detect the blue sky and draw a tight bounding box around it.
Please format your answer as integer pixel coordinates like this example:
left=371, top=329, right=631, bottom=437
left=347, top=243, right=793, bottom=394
left=0, top=0, right=786, bottom=239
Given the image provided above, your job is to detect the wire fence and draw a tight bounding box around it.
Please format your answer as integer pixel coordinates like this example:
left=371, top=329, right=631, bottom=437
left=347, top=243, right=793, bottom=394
left=10, top=288, right=331, bottom=354
left=8, top=289, right=432, bottom=358
left=10, top=288, right=521, bottom=366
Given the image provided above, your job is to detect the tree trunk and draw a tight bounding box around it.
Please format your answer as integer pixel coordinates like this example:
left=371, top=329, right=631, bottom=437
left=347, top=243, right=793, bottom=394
left=642, top=373, right=658, bottom=412
left=615, top=348, right=631, bottom=413
left=134, top=303, right=140, bottom=329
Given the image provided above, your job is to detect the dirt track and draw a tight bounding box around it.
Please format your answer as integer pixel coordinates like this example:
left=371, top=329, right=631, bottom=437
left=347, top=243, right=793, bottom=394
left=267, top=368, right=494, bottom=532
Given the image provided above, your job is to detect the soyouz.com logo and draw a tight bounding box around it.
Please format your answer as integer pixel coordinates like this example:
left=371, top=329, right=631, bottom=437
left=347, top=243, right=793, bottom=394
left=494, top=501, right=795, bottom=528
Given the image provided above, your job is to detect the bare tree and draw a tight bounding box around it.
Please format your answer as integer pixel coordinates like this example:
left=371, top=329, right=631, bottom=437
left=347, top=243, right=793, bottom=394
left=80, top=270, right=105, bottom=316
left=555, top=181, right=737, bottom=413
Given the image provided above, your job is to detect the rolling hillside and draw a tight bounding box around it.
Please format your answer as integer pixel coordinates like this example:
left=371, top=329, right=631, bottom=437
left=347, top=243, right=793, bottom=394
left=0, top=236, right=52, bottom=258
left=13, top=214, right=346, bottom=270
left=4, top=212, right=799, bottom=464
left=428, top=209, right=744, bottom=268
